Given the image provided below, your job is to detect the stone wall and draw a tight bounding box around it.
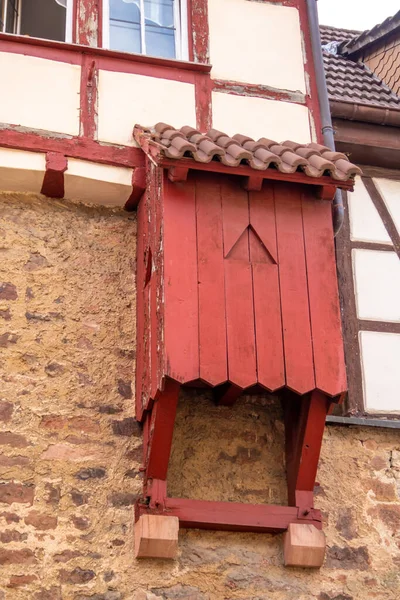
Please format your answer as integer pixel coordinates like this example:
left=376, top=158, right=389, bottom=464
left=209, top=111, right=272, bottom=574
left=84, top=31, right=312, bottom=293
left=1, top=193, right=400, bottom=600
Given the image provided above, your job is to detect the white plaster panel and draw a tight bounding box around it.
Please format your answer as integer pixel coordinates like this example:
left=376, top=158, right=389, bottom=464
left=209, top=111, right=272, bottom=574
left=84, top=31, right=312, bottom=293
left=208, top=0, right=306, bottom=92
left=352, top=249, right=400, bottom=322
left=0, top=147, right=45, bottom=193
left=212, top=92, right=311, bottom=143
left=348, top=176, right=391, bottom=244
left=0, top=52, right=80, bottom=135
left=64, top=158, right=133, bottom=207
left=360, top=331, right=400, bottom=413
left=98, top=70, right=196, bottom=146
left=373, top=177, right=400, bottom=237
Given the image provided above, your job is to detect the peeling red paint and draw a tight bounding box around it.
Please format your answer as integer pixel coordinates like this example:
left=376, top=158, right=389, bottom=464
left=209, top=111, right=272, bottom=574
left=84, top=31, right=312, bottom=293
left=80, top=56, right=98, bottom=139
left=190, top=0, right=209, bottom=64
left=297, top=0, right=323, bottom=142
left=76, top=0, right=99, bottom=47
left=212, top=80, right=306, bottom=105
left=0, top=127, right=144, bottom=169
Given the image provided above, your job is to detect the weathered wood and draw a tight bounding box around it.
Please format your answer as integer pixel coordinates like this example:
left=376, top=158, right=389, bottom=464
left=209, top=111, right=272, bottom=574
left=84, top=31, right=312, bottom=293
left=285, top=391, right=331, bottom=505
left=134, top=515, right=179, bottom=559
left=136, top=498, right=322, bottom=533
left=275, top=183, right=315, bottom=395
left=249, top=188, right=284, bottom=391
left=145, top=379, right=180, bottom=481
left=163, top=176, right=199, bottom=383
left=222, top=180, right=256, bottom=389
left=283, top=523, right=326, bottom=568
left=249, top=188, right=278, bottom=263
left=196, top=175, right=227, bottom=386
left=302, top=193, right=347, bottom=397
left=222, top=178, right=249, bottom=258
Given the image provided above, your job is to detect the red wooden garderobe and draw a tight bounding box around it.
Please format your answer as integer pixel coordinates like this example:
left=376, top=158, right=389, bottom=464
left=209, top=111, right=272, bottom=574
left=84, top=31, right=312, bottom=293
left=131, top=123, right=361, bottom=564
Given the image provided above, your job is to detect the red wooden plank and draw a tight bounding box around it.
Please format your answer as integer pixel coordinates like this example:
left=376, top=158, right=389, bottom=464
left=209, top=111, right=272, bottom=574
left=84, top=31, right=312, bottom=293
left=249, top=187, right=284, bottom=391
left=275, top=183, right=315, bottom=394
left=195, top=175, right=228, bottom=386
left=222, top=182, right=257, bottom=389
left=146, top=380, right=180, bottom=480
left=160, top=158, right=355, bottom=192
left=150, top=167, right=165, bottom=400
left=135, top=195, right=147, bottom=422
left=252, top=263, right=285, bottom=391
left=302, top=194, right=347, bottom=396
left=137, top=497, right=322, bottom=533
left=249, top=187, right=278, bottom=263
left=163, top=175, right=199, bottom=383
left=294, top=391, right=331, bottom=495
left=222, top=178, right=249, bottom=258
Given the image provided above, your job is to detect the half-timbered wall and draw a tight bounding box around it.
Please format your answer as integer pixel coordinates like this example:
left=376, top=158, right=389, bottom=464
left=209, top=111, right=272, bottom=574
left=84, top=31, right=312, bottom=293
left=337, top=173, right=400, bottom=415
left=0, top=0, right=318, bottom=207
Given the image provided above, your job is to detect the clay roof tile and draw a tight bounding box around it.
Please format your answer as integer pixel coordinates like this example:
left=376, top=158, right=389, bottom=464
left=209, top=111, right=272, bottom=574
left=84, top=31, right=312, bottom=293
left=133, top=124, right=361, bottom=183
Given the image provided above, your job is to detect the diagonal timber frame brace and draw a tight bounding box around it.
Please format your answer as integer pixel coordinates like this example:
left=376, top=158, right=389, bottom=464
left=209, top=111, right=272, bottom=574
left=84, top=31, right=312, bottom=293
left=136, top=386, right=332, bottom=540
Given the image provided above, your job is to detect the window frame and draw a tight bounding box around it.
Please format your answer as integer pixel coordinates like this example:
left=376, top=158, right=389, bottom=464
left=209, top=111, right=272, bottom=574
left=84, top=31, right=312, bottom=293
left=102, top=0, right=189, bottom=61
left=1, top=0, right=73, bottom=42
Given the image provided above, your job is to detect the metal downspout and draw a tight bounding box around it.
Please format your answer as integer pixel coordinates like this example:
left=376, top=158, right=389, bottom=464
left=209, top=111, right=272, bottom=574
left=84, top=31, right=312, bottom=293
left=306, top=0, right=344, bottom=236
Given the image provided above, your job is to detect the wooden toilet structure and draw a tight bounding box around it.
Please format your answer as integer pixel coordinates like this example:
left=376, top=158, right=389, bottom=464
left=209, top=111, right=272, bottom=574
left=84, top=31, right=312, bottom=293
left=131, top=123, right=361, bottom=565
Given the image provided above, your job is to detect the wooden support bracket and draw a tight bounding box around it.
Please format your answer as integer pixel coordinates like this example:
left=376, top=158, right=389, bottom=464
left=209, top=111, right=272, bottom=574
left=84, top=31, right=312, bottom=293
left=41, top=152, right=67, bottom=198
left=134, top=514, right=179, bottom=559
left=283, top=523, right=326, bottom=567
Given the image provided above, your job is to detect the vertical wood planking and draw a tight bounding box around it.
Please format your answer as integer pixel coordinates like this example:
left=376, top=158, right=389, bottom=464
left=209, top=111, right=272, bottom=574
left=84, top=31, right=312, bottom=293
left=222, top=178, right=249, bottom=258
left=302, top=193, right=347, bottom=396
left=250, top=188, right=285, bottom=391
left=135, top=194, right=147, bottom=421
left=249, top=187, right=278, bottom=263
left=275, top=183, right=315, bottom=394
left=163, top=174, right=199, bottom=383
left=196, top=174, right=228, bottom=386
left=222, top=180, right=257, bottom=389
left=150, top=167, right=165, bottom=400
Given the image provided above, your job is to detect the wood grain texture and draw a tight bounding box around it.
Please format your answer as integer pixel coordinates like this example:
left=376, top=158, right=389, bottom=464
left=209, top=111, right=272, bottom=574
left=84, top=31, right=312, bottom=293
left=135, top=194, right=147, bottom=422
left=222, top=180, right=257, bottom=389
left=249, top=187, right=284, bottom=391
left=249, top=187, right=278, bottom=263
left=275, top=183, right=315, bottom=394
left=163, top=175, right=199, bottom=383
left=252, top=262, right=285, bottom=391
left=302, top=193, right=347, bottom=396
left=195, top=175, right=228, bottom=386
left=283, top=523, right=326, bottom=567
left=222, top=179, right=249, bottom=259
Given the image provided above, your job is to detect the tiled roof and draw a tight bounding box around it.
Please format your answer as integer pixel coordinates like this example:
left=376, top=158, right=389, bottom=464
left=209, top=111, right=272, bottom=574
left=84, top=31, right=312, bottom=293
left=134, top=123, right=362, bottom=182
left=340, top=9, right=400, bottom=55
left=320, top=24, right=400, bottom=110
left=320, top=24, right=360, bottom=45
left=323, top=52, right=400, bottom=108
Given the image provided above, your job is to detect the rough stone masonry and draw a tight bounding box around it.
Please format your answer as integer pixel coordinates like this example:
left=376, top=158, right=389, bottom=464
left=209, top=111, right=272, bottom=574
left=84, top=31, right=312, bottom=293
left=1, top=192, right=400, bottom=599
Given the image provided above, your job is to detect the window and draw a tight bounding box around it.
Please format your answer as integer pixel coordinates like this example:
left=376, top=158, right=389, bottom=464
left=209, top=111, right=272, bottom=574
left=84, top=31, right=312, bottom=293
left=0, top=0, right=73, bottom=43
left=102, top=0, right=188, bottom=60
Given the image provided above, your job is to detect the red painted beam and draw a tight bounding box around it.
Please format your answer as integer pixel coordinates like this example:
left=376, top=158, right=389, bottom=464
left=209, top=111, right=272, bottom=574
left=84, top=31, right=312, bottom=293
left=41, top=152, right=67, bottom=198
left=0, top=128, right=144, bottom=169
left=136, top=497, right=322, bottom=533
left=159, top=158, right=355, bottom=191
left=145, top=379, right=180, bottom=481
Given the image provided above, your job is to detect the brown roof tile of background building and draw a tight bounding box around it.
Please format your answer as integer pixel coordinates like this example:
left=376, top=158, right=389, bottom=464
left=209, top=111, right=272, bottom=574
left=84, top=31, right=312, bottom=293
left=320, top=24, right=400, bottom=110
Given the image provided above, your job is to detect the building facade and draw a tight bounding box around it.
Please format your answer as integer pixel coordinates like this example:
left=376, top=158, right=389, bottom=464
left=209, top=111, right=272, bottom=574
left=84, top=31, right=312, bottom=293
left=0, top=1, right=400, bottom=599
